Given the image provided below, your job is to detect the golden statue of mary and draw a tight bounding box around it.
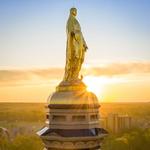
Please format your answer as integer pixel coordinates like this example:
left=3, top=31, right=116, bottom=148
left=63, top=8, right=88, bottom=82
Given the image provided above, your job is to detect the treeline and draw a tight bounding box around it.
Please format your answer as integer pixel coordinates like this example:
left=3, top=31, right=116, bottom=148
left=0, top=110, right=45, bottom=122
left=0, top=103, right=45, bottom=122
left=100, top=102, right=150, bottom=118
left=102, top=128, right=150, bottom=150
left=1, top=128, right=150, bottom=150
left=0, top=134, right=43, bottom=150
left=1, top=103, right=150, bottom=122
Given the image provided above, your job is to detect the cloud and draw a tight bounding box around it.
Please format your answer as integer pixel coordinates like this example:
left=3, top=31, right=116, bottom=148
left=30, top=68, right=64, bottom=79
left=0, top=62, right=150, bottom=86
left=0, top=68, right=63, bottom=86
left=84, top=62, right=150, bottom=76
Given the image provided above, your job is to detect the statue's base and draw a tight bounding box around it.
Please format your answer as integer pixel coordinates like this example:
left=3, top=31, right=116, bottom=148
left=56, top=79, right=86, bottom=92
left=38, top=81, right=108, bottom=150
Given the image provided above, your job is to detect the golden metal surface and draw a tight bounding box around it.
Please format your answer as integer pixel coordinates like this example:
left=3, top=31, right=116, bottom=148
left=63, top=8, right=88, bottom=81
left=56, top=84, right=86, bottom=92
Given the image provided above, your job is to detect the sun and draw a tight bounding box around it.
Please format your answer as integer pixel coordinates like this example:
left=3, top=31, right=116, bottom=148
left=83, top=76, right=103, bottom=97
left=83, top=75, right=124, bottom=100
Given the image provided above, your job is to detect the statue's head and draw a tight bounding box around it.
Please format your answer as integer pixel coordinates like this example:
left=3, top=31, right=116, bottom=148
left=70, top=7, right=77, bottom=16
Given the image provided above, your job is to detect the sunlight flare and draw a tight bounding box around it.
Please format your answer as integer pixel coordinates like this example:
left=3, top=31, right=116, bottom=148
left=83, top=75, right=123, bottom=98
left=83, top=76, right=104, bottom=97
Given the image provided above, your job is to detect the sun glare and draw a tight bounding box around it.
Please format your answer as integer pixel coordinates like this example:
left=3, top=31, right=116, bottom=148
left=83, top=75, right=123, bottom=98
left=83, top=76, right=104, bottom=97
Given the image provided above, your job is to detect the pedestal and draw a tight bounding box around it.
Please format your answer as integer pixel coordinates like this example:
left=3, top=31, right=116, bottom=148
left=38, top=80, right=108, bottom=150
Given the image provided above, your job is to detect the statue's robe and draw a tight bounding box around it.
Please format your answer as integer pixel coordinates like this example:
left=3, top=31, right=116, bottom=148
left=64, top=14, right=87, bottom=81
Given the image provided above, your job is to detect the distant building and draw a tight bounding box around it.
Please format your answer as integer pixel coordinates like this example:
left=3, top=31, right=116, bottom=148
left=100, top=114, right=132, bottom=133
left=99, top=117, right=107, bottom=129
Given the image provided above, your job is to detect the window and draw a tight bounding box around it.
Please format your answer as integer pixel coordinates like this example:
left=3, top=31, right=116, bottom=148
left=52, top=115, right=66, bottom=121
left=72, top=115, right=86, bottom=121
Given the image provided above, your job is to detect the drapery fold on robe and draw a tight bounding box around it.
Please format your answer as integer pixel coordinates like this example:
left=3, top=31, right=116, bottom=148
left=64, top=14, right=87, bottom=81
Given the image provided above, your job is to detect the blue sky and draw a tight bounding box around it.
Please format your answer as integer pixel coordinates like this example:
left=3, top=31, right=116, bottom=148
left=0, top=0, right=150, bottom=102
left=0, top=0, right=150, bottom=68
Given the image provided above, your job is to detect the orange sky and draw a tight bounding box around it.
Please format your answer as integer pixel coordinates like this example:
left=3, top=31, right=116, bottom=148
left=0, top=1, right=150, bottom=103
left=0, top=62, right=150, bottom=103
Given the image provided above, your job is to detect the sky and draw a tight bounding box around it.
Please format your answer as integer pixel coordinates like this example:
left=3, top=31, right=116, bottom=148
left=0, top=0, right=150, bottom=102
